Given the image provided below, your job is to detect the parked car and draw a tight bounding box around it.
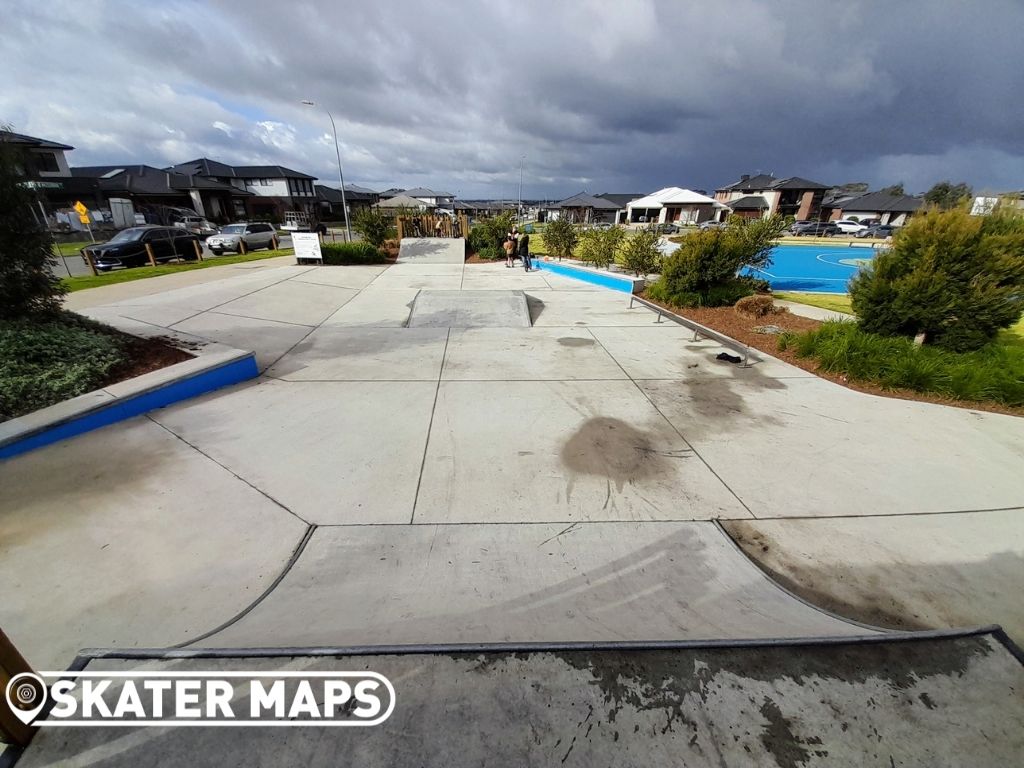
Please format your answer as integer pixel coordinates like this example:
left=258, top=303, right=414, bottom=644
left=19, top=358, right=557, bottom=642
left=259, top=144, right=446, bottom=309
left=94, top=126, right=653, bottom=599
left=653, top=222, right=680, bottom=234
left=834, top=219, right=871, bottom=235
left=206, top=222, right=278, bottom=254
left=81, top=226, right=200, bottom=271
left=699, top=220, right=727, bottom=230
left=856, top=224, right=896, bottom=239
left=174, top=216, right=217, bottom=239
left=792, top=221, right=841, bottom=237
left=789, top=220, right=818, bottom=235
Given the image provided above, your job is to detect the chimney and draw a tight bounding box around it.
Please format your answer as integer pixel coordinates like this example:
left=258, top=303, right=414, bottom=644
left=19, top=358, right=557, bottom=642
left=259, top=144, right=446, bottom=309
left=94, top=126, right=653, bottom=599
left=740, top=174, right=750, bottom=182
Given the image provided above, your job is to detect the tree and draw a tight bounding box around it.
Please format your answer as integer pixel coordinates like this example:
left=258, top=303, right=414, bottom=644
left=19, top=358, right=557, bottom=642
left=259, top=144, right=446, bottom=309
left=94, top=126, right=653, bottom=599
left=923, top=180, right=973, bottom=210
left=0, top=137, right=66, bottom=318
left=616, top=228, right=663, bottom=276
left=879, top=183, right=905, bottom=196
left=576, top=226, right=625, bottom=269
left=647, top=214, right=787, bottom=307
left=543, top=218, right=577, bottom=261
left=352, top=207, right=395, bottom=248
left=850, top=207, right=1024, bottom=351
left=468, top=211, right=515, bottom=254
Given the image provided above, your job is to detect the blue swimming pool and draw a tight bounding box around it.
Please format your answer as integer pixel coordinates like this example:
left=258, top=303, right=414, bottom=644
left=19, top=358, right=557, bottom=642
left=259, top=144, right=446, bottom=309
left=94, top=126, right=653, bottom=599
left=741, top=243, right=880, bottom=293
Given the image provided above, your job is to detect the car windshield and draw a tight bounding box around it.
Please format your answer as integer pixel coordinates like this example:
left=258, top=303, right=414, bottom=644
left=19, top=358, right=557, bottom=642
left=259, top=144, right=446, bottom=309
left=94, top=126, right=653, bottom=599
left=107, top=229, right=144, bottom=243
left=220, top=224, right=245, bottom=234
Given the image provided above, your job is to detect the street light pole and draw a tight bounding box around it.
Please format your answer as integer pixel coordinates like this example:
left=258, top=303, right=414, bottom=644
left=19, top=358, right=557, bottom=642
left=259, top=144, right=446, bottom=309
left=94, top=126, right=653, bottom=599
left=518, top=155, right=524, bottom=223
left=302, top=100, right=352, bottom=241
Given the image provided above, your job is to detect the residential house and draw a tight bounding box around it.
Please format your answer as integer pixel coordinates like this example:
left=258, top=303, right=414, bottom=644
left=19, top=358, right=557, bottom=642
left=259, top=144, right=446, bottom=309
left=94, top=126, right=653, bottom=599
left=625, top=187, right=722, bottom=225
left=316, top=183, right=379, bottom=219
left=544, top=192, right=621, bottom=224
left=378, top=188, right=405, bottom=199
left=595, top=193, right=642, bottom=224
left=714, top=173, right=830, bottom=220
left=375, top=193, right=436, bottom=211
left=167, top=158, right=318, bottom=220
left=404, top=187, right=455, bottom=209
left=70, top=165, right=252, bottom=225
left=823, top=190, right=923, bottom=226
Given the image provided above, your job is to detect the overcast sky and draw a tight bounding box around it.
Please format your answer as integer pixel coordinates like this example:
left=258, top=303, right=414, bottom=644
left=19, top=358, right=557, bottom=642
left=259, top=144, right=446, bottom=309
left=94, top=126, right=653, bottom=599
left=3, top=0, right=1022, bottom=199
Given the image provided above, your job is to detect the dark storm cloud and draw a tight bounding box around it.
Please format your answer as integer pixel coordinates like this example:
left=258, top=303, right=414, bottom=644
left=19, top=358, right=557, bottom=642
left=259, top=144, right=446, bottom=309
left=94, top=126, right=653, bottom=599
left=2, top=0, right=1023, bottom=197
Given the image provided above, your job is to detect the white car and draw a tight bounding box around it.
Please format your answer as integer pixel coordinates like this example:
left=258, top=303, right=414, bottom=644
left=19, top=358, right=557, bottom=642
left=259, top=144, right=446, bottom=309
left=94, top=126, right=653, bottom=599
left=207, top=222, right=278, bottom=254
left=834, top=219, right=870, bottom=235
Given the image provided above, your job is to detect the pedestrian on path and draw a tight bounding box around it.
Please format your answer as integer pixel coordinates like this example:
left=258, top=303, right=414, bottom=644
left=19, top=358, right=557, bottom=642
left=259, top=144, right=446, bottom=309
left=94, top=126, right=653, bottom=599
left=503, top=234, right=516, bottom=267
left=519, top=232, right=532, bottom=271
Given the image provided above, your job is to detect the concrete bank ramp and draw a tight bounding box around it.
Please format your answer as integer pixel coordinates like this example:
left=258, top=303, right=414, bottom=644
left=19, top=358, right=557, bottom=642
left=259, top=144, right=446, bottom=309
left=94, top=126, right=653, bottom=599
left=18, top=630, right=1023, bottom=766
left=396, top=237, right=465, bottom=264
left=408, top=290, right=531, bottom=328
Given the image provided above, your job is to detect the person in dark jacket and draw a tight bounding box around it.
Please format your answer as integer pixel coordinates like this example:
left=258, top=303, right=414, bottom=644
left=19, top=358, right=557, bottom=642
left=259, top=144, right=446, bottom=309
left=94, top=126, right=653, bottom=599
left=518, top=232, right=532, bottom=271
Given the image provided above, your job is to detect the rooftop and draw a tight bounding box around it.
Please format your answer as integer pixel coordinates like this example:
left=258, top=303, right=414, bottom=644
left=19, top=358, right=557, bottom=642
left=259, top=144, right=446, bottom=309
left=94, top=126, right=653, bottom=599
left=0, top=129, right=73, bottom=151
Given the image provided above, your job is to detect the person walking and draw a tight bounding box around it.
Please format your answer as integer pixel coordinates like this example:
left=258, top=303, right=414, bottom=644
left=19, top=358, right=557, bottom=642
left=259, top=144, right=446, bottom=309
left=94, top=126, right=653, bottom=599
left=503, top=234, right=516, bottom=267
left=518, top=231, right=532, bottom=271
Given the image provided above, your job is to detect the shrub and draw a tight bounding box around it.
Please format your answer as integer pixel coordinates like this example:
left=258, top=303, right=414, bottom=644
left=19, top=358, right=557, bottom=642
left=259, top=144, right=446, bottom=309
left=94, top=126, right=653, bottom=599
left=320, top=242, right=386, bottom=265
left=647, top=215, right=787, bottom=307
left=780, top=320, right=1024, bottom=406
left=352, top=208, right=395, bottom=248
left=735, top=294, right=775, bottom=318
left=478, top=245, right=502, bottom=261
left=616, top=228, right=663, bottom=276
left=577, top=226, right=625, bottom=269
left=544, top=219, right=578, bottom=261
left=469, top=212, right=515, bottom=254
left=0, top=313, right=129, bottom=420
left=0, top=135, right=67, bottom=318
left=850, top=207, right=1024, bottom=351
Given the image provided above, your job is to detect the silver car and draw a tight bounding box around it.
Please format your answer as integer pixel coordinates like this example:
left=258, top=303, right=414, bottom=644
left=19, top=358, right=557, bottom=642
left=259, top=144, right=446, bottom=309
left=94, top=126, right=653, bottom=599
left=207, top=222, right=278, bottom=254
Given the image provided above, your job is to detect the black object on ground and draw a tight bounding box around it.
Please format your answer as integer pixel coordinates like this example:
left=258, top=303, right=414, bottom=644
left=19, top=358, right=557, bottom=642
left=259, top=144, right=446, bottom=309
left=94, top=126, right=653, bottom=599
left=716, top=352, right=742, bottom=364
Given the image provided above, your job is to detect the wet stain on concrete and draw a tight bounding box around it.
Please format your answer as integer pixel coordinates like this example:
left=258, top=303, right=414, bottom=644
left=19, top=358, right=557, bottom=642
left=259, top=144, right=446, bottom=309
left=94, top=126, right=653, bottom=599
left=557, top=337, right=595, bottom=348
left=759, top=697, right=826, bottom=767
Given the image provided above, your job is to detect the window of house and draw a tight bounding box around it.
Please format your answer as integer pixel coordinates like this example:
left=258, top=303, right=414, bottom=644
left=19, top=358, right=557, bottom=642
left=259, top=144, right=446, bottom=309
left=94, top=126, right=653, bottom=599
left=36, top=152, right=60, bottom=173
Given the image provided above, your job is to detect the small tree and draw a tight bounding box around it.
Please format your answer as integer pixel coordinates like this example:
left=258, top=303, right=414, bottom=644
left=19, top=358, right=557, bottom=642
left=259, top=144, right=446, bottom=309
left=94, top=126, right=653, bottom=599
left=0, top=139, right=66, bottom=318
left=577, top=226, right=625, bottom=269
left=616, top=228, right=662, bottom=276
left=352, top=208, right=395, bottom=248
left=647, top=214, right=787, bottom=307
left=850, top=207, right=1024, bottom=351
left=468, top=211, right=515, bottom=254
left=923, top=181, right=973, bottom=210
left=543, top=218, right=577, bottom=261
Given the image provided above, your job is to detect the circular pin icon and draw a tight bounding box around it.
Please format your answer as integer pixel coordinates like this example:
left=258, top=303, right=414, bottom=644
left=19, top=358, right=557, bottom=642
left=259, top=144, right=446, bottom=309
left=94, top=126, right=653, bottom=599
left=5, top=672, right=48, bottom=726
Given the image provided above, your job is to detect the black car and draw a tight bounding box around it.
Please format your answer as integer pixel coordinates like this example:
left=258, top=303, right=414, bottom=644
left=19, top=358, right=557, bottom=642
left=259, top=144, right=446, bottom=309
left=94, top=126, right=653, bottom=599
left=856, top=224, right=896, bottom=239
left=792, top=221, right=840, bottom=237
left=82, top=226, right=201, bottom=271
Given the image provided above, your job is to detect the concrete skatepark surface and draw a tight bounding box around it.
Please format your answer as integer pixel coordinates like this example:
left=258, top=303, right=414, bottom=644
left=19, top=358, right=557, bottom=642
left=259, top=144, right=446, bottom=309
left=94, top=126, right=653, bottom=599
left=15, top=632, right=1024, bottom=767
left=3, top=239, right=1023, bottom=763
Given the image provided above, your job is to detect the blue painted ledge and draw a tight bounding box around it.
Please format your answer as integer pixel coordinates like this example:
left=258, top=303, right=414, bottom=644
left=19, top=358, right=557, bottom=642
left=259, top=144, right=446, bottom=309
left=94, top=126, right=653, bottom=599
left=533, top=260, right=643, bottom=293
left=0, top=351, right=257, bottom=460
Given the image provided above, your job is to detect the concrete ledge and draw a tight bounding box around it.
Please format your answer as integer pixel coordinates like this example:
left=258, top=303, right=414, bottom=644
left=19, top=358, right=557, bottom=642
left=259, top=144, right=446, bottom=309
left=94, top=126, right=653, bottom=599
left=534, top=259, right=644, bottom=293
left=0, top=344, right=257, bottom=460
left=629, top=294, right=763, bottom=364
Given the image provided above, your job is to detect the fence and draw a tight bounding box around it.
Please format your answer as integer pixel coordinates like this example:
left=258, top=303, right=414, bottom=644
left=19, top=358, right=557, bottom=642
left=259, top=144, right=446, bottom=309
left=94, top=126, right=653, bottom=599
left=396, top=214, right=469, bottom=240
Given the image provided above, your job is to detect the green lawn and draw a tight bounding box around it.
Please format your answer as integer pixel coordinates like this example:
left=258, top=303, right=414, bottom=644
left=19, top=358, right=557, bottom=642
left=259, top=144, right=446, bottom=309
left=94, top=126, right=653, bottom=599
left=62, top=248, right=295, bottom=292
left=54, top=241, right=93, bottom=257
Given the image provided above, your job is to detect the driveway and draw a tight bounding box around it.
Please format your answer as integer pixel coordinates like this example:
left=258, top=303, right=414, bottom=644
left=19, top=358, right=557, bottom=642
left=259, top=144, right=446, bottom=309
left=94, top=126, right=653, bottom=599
left=2, top=239, right=1023, bottom=670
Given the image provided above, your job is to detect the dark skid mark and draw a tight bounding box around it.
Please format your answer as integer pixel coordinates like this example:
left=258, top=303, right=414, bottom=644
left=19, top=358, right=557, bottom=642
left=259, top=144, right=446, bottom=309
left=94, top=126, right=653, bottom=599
left=560, top=417, right=677, bottom=493
left=557, top=336, right=595, bottom=347
left=759, top=697, right=826, bottom=767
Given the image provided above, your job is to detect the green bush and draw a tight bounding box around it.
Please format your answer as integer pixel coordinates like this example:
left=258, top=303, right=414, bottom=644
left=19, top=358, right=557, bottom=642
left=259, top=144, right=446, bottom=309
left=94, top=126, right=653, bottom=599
left=577, top=226, right=625, bottom=269
left=352, top=208, right=395, bottom=248
left=468, top=212, right=516, bottom=254
left=0, top=136, right=67, bottom=318
left=616, top=228, right=663, bottom=275
left=780, top=320, right=1024, bottom=406
left=543, top=218, right=578, bottom=261
left=1, top=313, right=129, bottom=420
left=850, top=207, right=1024, bottom=351
left=648, top=215, right=787, bottom=306
left=478, top=245, right=502, bottom=261
left=320, top=242, right=386, bottom=265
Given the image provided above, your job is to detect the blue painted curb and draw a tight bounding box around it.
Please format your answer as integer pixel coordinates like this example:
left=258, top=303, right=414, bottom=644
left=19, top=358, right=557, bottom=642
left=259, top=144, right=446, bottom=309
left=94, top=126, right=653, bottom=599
left=0, top=354, right=258, bottom=460
left=532, top=260, right=639, bottom=293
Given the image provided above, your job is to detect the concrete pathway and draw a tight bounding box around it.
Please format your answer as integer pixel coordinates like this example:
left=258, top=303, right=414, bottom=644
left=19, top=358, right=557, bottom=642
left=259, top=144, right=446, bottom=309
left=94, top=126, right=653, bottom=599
left=2, top=241, right=1023, bottom=673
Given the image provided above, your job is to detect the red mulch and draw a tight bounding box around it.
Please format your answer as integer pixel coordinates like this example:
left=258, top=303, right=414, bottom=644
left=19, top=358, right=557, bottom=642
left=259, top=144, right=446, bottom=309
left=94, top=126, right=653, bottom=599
left=642, top=293, right=1024, bottom=417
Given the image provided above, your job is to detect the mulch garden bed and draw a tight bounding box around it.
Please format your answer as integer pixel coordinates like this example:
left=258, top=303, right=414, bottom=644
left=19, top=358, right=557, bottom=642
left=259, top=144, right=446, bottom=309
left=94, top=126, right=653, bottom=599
left=104, top=332, right=193, bottom=385
left=642, top=293, right=1024, bottom=417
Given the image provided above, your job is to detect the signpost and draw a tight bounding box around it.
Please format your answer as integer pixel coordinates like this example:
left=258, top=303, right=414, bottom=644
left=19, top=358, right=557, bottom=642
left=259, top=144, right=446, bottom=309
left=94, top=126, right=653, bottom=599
left=292, top=232, right=323, bottom=264
left=73, top=200, right=95, bottom=242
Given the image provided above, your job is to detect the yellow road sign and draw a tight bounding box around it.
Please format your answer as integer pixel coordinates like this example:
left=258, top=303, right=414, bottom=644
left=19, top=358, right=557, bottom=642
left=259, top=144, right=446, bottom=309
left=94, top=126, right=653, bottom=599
left=78, top=213, right=91, bottom=224
left=73, top=200, right=88, bottom=216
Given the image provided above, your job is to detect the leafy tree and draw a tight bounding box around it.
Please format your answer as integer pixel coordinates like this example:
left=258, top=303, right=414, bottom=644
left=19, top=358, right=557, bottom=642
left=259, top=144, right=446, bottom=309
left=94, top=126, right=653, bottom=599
left=543, top=218, right=577, bottom=261
left=850, top=207, right=1024, bottom=351
left=351, top=208, right=395, bottom=248
left=468, top=211, right=515, bottom=254
left=647, top=214, right=787, bottom=307
left=0, top=138, right=66, bottom=318
left=616, top=228, right=663, bottom=276
left=923, top=180, right=973, bottom=210
left=577, top=226, right=625, bottom=269
left=880, top=183, right=905, bottom=196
